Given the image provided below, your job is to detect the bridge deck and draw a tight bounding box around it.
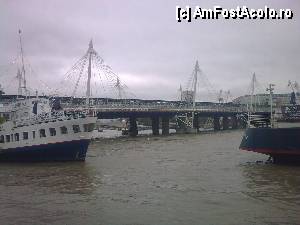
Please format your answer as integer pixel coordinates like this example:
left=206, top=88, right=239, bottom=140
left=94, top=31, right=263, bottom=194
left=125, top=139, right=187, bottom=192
left=64, top=104, right=270, bottom=119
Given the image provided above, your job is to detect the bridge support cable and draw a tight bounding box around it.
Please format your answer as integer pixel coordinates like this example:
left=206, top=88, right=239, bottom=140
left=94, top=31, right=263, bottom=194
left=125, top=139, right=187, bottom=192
left=72, top=56, right=88, bottom=97
left=182, top=60, right=224, bottom=104
left=245, top=73, right=267, bottom=113
left=58, top=40, right=134, bottom=105
left=181, top=60, right=221, bottom=130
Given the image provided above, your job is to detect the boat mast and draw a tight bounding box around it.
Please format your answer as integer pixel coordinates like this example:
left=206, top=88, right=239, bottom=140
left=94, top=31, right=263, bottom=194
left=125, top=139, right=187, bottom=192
left=17, top=69, right=22, bottom=96
left=18, top=29, right=27, bottom=97
left=266, top=83, right=275, bottom=127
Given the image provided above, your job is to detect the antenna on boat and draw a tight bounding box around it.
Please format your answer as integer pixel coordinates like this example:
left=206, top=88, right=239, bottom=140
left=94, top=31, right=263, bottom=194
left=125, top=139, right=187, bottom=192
left=18, top=29, right=27, bottom=97
left=250, top=73, right=258, bottom=112
left=266, top=83, right=275, bottom=127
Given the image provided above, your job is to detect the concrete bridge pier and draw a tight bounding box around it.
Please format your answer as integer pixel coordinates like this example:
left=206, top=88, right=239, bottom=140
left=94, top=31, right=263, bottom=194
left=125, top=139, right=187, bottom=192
left=231, top=116, right=238, bottom=129
left=162, top=117, right=170, bottom=135
left=129, top=117, right=138, bottom=137
left=151, top=116, right=160, bottom=135
left=193, top=114, right=199, bottom=132
left=223, top=116, right=229, bottom=130
left=213, top=116, right=221, bottom=131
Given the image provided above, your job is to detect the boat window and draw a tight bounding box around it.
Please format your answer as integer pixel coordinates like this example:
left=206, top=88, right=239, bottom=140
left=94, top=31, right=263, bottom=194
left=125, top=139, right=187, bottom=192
left=49, top=128, right=56, bottom=136
left=14, top=133, right=19, bottom=141
left=5, top=135, right=10, bottom=142
left=83, top=123, right=95, bottom=132
left=32, top=131, right=36, bottom=139
left=39, top=129, right=46, bottom=138
left=73, top=125, right=80, bottom=133
left=23, top=132, right=29, bottom=140
left=0, top=135, right=4, bottom=143
left=60, top=126, right=68, bottom=134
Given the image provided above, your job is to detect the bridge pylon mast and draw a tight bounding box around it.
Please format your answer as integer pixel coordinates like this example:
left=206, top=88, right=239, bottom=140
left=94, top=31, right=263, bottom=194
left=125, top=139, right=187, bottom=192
left=191, top=60, right=200, bottom=128
left=193, top=60, right=199, bottom=109
left=18, top=29, right=27, bottom=97
left=115, top=77, right=122, bottom=99
left=179, top=84, right=183, bottom=101
left=86, top=40, right=93, bottom=106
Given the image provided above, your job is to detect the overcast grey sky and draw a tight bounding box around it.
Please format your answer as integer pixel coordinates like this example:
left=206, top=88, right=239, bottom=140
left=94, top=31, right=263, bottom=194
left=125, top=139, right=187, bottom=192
left=0, top=0, right=299, bottom=101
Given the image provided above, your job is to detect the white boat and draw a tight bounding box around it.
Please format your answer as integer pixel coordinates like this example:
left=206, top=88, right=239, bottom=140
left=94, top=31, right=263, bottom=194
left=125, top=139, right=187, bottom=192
left=0, top=30, right=97, bottom=161
left=0, top=97, right=96, bottom=161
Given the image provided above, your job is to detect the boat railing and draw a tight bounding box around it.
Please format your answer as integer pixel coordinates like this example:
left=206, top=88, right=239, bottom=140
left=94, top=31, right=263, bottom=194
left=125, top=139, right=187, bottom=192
left=14, top=111, right=85, bottom=127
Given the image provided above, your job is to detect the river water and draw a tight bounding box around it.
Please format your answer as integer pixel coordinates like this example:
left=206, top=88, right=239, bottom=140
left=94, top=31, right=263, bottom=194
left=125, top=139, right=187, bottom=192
left=0, top=129, right=300, bottom=225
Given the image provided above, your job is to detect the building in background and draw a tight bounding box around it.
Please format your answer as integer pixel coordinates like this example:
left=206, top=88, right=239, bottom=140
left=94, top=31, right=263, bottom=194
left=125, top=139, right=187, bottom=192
left=233, top=92, right=300, bottom=107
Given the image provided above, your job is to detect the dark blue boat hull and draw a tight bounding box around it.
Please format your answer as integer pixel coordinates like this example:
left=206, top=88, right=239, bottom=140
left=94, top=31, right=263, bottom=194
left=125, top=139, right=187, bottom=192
left=240, top=127, right=300, bottom=163
left=0, top=139, right=90, bottom=162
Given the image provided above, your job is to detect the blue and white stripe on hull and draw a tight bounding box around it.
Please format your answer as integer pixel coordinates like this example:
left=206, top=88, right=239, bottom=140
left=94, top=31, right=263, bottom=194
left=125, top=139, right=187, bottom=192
left=0, top=139, right=90, bottom=162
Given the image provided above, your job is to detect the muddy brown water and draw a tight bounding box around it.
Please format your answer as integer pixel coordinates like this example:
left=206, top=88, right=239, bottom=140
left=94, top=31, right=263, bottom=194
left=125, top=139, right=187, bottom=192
left=0, top=129, right=299, bottom=225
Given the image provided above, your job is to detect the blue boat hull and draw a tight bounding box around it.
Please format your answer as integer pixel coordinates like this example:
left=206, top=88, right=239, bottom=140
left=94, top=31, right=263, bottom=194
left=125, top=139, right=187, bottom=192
left=0, top=139, right=90, bottom=162
left=240, top=127, right=300, bottom=163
